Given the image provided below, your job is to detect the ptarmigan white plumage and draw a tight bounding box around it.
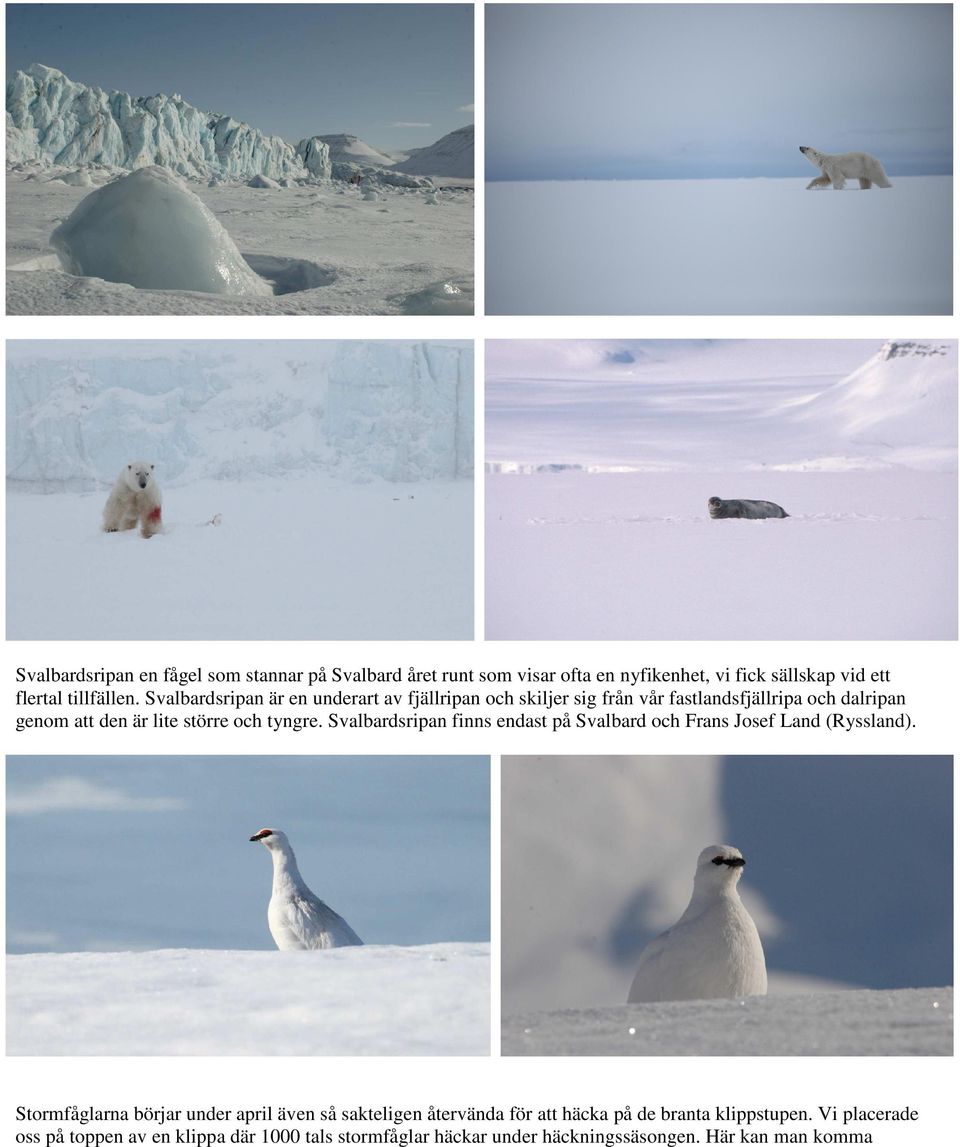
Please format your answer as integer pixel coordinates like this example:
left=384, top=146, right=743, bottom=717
left=249, top=827, right=363, bottom=950
left=627, top=844, right=767, bottom=1003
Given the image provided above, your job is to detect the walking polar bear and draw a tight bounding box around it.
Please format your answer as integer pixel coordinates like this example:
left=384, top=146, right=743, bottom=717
left=103, top=461, right=163, bottom=538
left=799, top=146, right=892, bottom=190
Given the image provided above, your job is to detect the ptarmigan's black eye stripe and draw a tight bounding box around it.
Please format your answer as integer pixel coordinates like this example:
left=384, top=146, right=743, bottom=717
left=712, top=856, right=745, bottom=867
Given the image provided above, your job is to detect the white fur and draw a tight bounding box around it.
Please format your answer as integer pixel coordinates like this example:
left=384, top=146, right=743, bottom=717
left=102, top=461, right=162, bottom=538
left=799, top=146, right=892, bottom=190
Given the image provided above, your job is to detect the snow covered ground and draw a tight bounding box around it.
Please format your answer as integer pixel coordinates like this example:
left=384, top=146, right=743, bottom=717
left=7, top=944, right=490, bottom=1056
left=485, top=178, right=951, bottom=314
left=502, top=987, right=952, bottom=1056
left=486, top=340, right=956, bottom=640
left=7, top=171, right=473, bottom=314
left=9, top=476, right=471, bottom=640
left=7, top=341, right=473, bottom=640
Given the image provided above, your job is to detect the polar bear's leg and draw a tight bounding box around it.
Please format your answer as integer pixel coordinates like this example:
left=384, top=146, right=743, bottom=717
left=140, top=504, right=163, bottom=539
left=858, top=177, right=873, bottom=189
left=806, top=174, right=832, bottom=189
left=102, top=491, right=138, bottom=533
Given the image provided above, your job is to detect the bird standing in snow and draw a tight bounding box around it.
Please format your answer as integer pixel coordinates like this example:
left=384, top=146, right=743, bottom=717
left=627, top=844, right=767, bottom=1003
left=249, top=827, right=363, bottom=950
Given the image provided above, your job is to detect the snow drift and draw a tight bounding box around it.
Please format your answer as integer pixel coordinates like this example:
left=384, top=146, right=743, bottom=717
left=7, top=944, right=490, bottom=1056
left=49, top=166, right=273, bottom=295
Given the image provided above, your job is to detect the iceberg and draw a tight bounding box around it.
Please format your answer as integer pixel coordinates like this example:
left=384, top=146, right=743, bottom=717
left=50, top=166, right=273, bottom=296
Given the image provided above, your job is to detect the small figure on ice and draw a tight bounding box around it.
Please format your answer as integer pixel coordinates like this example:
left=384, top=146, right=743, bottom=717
left=799, top=146, right=892, bottom=190
left=707, top=496, right=789, bottom=520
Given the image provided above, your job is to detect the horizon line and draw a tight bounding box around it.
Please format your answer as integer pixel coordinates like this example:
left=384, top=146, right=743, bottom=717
left=487, top=170, right=952, bottom=184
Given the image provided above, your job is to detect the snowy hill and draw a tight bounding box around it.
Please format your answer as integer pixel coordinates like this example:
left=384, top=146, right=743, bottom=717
left=7, top=944, right=490, bottom=1055
left=779, top=340, right=956, bottom=454
left=503, top=988, right=952, bottom=1056
left=317, top=133, right=397, bottom=167
left=394, top=125, right=474, bottom=177
left=6, top=63, right=322, bottom=180
left=487, top=340, right=957, bottom=473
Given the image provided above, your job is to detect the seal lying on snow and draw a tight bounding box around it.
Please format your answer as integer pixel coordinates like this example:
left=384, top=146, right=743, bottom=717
left=708, top=497, right=789, bottom=520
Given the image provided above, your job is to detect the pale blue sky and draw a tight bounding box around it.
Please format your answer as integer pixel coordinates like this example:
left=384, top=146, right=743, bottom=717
left=7, top=756, right=490, bottom=953
left=487, top=4, right=952, bottom=180
left=7, top=4, right=474, bottom=151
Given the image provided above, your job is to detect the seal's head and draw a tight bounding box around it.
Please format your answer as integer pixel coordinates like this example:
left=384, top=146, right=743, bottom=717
left=707, top=496, right=724, bottom=519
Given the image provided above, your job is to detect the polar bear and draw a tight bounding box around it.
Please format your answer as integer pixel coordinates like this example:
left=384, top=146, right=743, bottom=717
left=103, top=461, right=163, bottom=538
left=799, top=146, right=892, bottom=190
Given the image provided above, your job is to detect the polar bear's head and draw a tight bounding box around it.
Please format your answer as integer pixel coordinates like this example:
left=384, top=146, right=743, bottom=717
left=124, top=461, right=156, bottom=491
left=799, top=146, right=824, bottom=169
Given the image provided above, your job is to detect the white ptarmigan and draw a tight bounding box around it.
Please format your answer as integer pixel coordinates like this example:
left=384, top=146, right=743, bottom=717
left=249, top=828, right=363, bottom=950
left=627, top=844, right=767, bottom=1003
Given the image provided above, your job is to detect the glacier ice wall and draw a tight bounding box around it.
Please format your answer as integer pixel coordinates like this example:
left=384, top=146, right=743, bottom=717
left=326, top=342, right=474, bottom=481
left=6, top=343, right=474, bottom=490
left=6, top=63, right=329, bottom=180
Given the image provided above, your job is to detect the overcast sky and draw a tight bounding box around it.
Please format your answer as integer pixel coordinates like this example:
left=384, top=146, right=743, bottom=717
left=486, top=4, right=952, bottom=180
left=6, top=4, right=474, bottom=152
left=7, top=756, right=489, bottom=953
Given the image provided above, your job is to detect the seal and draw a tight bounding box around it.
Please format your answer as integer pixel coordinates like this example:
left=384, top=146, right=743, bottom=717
left=708, top=497, right=789, bottom=520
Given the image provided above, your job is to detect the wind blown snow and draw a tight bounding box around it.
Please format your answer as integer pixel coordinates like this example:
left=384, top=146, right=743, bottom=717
left=487, top=341, right=956, bottom=640
left=7, top=341, right=474, bottom=640
left=7, top=944, right=490, bottom=1056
